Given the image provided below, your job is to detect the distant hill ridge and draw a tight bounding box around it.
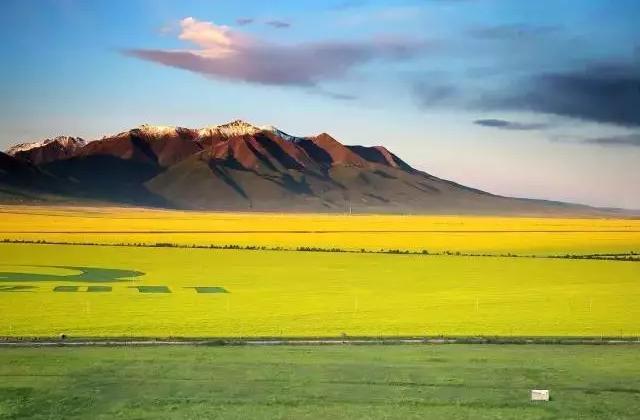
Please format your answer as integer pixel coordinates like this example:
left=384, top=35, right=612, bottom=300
left=0, top=120, right=630, bottom=215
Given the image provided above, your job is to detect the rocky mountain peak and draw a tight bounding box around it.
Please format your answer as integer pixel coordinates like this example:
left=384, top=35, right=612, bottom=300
left=6, top=136, right=85, bottom=156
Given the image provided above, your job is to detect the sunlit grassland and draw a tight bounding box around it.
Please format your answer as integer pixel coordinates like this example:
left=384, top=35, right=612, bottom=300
left=2, top=345, right=640, bottom=419
left=1, top=242, right=638, bottom=338
left=0, top=205, right=639, bottom=255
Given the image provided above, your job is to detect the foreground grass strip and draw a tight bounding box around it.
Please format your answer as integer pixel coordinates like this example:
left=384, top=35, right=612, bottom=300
left=0, top=345, right=639, bottom=419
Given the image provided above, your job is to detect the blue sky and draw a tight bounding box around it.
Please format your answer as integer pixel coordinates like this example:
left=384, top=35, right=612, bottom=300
left=2, top=0, right=639, bottom=208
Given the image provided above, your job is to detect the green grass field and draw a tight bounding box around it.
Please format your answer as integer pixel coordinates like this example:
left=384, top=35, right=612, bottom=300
left=1, top=345, right=639, bottom=419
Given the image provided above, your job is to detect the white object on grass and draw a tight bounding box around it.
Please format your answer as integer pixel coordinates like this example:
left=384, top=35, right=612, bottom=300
left=531, top=389, right=550, bottom=401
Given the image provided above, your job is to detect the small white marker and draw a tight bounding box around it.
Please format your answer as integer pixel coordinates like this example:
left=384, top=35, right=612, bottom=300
left=531, top=389, right=550, bottom=401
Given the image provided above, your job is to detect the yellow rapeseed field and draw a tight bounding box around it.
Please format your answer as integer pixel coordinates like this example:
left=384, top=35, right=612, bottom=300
left=0, top=242, right=638, bottom=337
left=1, top=205, right=638, bottom=338
left=1, top=205, right=639, bottom=255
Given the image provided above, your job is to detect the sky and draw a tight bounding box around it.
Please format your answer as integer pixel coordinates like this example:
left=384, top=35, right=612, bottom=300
left=1, top=0, right=639, bottom=209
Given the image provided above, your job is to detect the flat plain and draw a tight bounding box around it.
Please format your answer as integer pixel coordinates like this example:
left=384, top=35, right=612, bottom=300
left=1, top=345, right=639, bottom=419
left=0, top=205, right=638, bottom=338
left=1, top=205, right=639, bottom=419
left=1, top=205, right=639, bottom=255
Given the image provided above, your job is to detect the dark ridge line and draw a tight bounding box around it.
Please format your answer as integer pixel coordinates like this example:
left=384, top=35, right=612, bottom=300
left=1, top=336, right=639, bottom=347
left=1, top=239, right=638, bottom=262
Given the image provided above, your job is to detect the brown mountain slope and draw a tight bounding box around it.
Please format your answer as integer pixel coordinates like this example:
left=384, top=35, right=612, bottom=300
left=300, top=133, right=369, bottom=167
left=3, top=120, right=630, bottom=215
left=78, top=125, right=202, bottom=167
left=7, top=136, right=85, bottom=165
left=347, top=145, right=413, bottom=171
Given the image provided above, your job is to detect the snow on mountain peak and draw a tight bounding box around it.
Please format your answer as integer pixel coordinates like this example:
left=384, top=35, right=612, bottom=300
left=260, top=125, right=305, bottom=142
left=5, top=121, right=309, bottom=157
left=221, top=119, right=259, bottom=129
left=6, top=136, right=86, bottom=155
left=134, top=124, right=180, bottom=137
left=198, top=119, right=263, bottom=138
left=195, top=120, right=305, bottom=142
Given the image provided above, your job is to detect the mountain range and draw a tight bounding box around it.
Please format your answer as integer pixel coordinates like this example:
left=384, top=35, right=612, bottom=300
left=0, top=120, right=627, bottom=215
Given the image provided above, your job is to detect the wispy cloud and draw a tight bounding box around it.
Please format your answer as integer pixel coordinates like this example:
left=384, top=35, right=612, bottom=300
left=235, top=18, right=254, bottom=26
left=265, top=20, right=291, bottom=29
left=235, top=17, right=290, bottom=29
left=330, top=0, right=368, bottom=10
left=582, top=133, right=640, bottom=147
left=474, top=118, right=548, bottom=130
left=467, top=24, right=560, bottom=40
left=413, top=82, right=457, bottom=107
left=123, top=17, right=431, bottom=88
left=312, top=87, right=358, bottom=101
left=333, top=5, right=426, bottom=26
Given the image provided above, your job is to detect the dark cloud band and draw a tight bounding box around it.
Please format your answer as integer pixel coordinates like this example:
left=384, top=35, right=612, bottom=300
left=482, top=63, right=640, bottom=127
left=583, top=133, right=640, bottom=147
left=474, top=119, right=548, bottom=130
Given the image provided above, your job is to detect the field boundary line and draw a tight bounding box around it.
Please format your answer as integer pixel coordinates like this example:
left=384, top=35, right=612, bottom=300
left=2, top=230, right=639, bottom=233
left=1, top=337, right=639, bottom=347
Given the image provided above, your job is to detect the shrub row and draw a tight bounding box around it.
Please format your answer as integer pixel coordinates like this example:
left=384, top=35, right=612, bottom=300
left=1, top=238, right=638, bottom=262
